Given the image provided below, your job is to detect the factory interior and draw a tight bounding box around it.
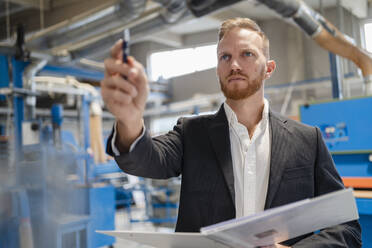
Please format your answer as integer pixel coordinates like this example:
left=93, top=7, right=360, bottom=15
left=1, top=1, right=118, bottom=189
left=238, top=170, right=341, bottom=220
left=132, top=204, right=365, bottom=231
left=1, top=0, right=372, bottom=247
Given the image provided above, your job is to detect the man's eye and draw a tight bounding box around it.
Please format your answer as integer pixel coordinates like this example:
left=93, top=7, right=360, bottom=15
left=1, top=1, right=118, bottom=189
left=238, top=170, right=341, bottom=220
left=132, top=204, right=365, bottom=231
left=221, top=54, right=230, bottom=61
left=244, top=51, right=253, bottom=57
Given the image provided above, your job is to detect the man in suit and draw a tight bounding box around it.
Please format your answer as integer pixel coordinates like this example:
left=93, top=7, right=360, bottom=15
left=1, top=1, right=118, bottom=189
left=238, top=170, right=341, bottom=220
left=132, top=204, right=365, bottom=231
left=101, top=18, right=361, bottom=247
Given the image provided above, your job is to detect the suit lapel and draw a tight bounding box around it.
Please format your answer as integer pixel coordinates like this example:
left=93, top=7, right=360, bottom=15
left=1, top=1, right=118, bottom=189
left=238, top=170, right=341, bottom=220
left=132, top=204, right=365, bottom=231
left=265, top=111, right=292, bottom=209
left=207, top=105, right=235, bottom=207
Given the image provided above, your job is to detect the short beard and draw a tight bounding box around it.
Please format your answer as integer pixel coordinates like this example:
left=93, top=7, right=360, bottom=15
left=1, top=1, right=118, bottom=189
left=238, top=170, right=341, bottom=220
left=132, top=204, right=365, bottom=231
left=220, top=68, right=265, bottom=100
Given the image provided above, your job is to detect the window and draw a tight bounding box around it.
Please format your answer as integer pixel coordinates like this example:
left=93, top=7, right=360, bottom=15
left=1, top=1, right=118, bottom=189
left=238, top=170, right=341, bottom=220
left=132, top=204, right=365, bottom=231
left=364, top=22, right=372, bottom=53
left=149, top=44, right=217, bottom=81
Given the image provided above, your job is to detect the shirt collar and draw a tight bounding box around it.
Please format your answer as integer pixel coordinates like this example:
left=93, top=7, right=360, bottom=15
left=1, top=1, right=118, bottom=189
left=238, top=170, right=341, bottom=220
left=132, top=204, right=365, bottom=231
left=223, top=98, right=270, bottom=127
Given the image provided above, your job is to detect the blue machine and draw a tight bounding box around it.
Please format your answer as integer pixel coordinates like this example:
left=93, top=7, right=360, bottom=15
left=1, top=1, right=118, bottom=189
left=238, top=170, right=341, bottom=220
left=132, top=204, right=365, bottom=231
left=300, top=96, right=372, bottom=246
left=0, top=52, right=117, bottom=247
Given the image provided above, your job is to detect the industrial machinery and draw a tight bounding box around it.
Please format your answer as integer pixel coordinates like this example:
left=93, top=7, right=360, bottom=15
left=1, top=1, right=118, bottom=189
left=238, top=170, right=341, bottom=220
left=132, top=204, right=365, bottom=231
left=0, top=44, right=118, bottom=246
left=300, top=97, right=372, bottom=247
left=0, top=28, right=179, bottom=247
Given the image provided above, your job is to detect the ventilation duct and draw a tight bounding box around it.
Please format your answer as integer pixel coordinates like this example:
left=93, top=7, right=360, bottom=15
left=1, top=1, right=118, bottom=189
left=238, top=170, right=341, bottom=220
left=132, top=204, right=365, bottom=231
left=255, top=0, right=372, bottom=95
left=23, top=59, right=47, bottom=119
left=66, top=0, right=190, bottom=62
left=26, top=0, right=147, bottom=50
left=186, top=0, right=242, bottom=17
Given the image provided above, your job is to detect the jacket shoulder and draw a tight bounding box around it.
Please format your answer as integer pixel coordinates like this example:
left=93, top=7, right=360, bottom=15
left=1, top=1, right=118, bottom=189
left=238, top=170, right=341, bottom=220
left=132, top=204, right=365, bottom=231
left=270, top=111, right=318, bottom=142
left=178, top=111, right=218, bottom=126
left=271, top=111, right=315, bottom=130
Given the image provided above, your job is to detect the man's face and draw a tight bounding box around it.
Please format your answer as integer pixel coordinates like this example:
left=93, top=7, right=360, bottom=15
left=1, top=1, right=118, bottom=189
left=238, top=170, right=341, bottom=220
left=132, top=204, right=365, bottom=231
left=217, top=27, right=272, bottom=100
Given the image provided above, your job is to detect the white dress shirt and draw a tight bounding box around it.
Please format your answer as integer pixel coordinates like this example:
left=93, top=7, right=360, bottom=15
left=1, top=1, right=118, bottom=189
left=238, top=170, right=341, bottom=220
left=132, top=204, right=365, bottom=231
left=224, top=99, right=271, bottom=218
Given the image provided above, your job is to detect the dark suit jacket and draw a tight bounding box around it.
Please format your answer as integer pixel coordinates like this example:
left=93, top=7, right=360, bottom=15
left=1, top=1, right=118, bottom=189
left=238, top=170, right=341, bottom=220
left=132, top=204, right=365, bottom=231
left=107, top=105, right=361, bottom=247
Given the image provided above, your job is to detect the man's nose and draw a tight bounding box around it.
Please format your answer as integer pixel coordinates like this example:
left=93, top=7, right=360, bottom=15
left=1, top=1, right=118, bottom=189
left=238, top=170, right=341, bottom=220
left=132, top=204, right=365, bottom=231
left=230, top=58, right=241, bottom=71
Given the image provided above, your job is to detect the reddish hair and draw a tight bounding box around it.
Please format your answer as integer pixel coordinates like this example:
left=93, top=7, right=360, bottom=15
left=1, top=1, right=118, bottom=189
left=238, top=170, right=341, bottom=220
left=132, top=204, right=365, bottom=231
left=218, top=17, right=270, bottom=58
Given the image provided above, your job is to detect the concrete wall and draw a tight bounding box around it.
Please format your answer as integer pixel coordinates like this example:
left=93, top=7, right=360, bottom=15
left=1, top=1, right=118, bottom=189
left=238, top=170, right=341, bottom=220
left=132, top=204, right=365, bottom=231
left=170, top=68, right=220, bottom=101
left=260, top=19, right=306, bottom=86
left=183, top=29, right=218, bottom=47
left=130, top=41, right=173, bottom=68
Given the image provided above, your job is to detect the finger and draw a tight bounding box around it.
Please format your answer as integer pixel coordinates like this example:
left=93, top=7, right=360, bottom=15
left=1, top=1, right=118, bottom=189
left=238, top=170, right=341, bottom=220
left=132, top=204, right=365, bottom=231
left=126, top=56, right=148, bottom=87
left=110, top=39, right=123, bottom=60
left=128, top=56, right=144, bottom=71
left=106, top=56, right=148, bottom=91
left=102, top=87, right=132, bottom=105
left=111, top=75, right=138, bottom=98
left=104, top=56, right=145, bottom=78
left=127, top=67, right=141, bottom=85
left=112, top=89, right=133, bottom=105
left=104, top=57, right=131, bottom=77
left=102, top=76, right=138, bottom=98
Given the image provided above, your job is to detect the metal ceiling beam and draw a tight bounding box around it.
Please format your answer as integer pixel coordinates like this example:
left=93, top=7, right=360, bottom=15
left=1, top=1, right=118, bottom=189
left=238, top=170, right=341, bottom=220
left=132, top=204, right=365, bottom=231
left=0, top=0, right=118, bottom=41
left=340, top=0, right=367, bottom=18
left=6, top=0, right=50, bottom=10
left=25, top=0, right=118, bottom=42
left=68, top=4, right=190, bottom=63
left=49, top=3, right=160, bottom=55
left=146, top=32, right=184, bottom=47
left=36, top=0, right=148, bottom=51
left=0, top=3, right=27, bottom=18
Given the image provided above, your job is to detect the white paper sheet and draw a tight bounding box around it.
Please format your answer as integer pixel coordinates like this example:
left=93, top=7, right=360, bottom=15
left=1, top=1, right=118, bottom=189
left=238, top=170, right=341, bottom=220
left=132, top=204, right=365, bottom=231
left=99, top=188, right=358, bottom=248
left=98, top=231, right=230, bottom=248
left=202, top=188, right=359, bottom=247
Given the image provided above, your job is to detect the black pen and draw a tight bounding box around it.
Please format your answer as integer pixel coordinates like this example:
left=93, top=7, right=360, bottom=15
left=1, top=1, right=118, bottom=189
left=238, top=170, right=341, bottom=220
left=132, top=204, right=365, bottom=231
left=122, top=29, right=130, bottom=63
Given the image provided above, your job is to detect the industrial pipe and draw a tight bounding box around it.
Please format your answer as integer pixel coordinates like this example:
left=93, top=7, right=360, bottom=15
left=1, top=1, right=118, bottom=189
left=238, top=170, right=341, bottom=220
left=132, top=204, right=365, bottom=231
left=67, top=0, right=190, bottom=62
left=59, top=5, right=164, bottom=59
left=187, top=0, right=242, bottom=17
left=26, top=1, right=118, bottom=43
left=48, top=0, right=146, bottom=49
left=23, top=59, right=47, bottom=120
left=256, top=0, right=372, bottom=95
left=27, top=0, right=147, bottom=50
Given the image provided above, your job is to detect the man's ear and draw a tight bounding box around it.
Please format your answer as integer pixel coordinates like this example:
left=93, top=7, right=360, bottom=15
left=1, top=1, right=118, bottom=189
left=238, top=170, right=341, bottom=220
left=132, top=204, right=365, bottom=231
left=265, top=60, right=276, bottom=79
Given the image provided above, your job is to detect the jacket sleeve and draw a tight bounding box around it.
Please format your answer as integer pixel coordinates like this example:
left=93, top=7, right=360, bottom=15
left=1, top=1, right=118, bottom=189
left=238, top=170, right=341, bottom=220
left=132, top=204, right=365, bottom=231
left=287, top=127, right=362, bottom=248
left=106, top=118, right=184, bottom=179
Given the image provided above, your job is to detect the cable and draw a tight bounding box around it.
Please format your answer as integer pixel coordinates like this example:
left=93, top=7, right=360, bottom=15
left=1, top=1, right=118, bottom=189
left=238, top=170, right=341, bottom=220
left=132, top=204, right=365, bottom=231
left=5, top=95, right=13, bottom=137
left=40, top=0, right=45, bottom=30
left=5, top=0, right=10, bottom=40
